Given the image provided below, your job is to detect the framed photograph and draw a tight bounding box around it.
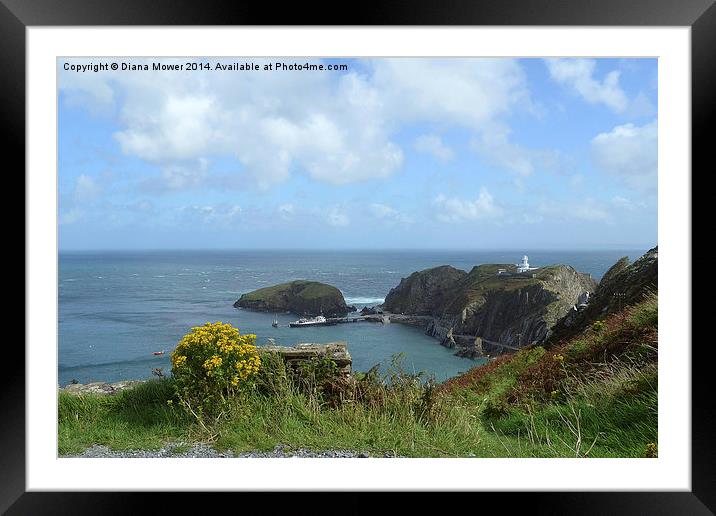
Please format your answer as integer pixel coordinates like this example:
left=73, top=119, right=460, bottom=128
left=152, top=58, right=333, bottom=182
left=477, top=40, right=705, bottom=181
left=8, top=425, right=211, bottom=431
left=8, top=0, right=712, bottom=511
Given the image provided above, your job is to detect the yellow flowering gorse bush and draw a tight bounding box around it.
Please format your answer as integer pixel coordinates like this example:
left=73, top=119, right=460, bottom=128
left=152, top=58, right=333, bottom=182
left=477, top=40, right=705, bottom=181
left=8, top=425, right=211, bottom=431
left=170, top=322, right=261, bottom=418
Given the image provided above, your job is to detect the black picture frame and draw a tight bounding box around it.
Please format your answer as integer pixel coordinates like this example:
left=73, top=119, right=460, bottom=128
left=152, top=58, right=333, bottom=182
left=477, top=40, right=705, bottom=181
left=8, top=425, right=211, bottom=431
left=5, top=0, right=713, bottom=512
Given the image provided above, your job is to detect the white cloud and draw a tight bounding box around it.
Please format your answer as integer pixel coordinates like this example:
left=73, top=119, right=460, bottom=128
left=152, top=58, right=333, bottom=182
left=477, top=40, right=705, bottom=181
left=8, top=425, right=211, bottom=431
left=470, top=124, right=570, bottom=178
left=61, top=175, right=102, bottom=226
left=181, top=203, right=242, bottom=226
left=521, top=212, right=545, bottom=224
left=432, top=188, right=502, bottom=222
left=611, top=196, right=633, bottom=210
left=133, top=200, right=154, bottom=212
left=626, top=91, right=656, bottom=119
left=59, top=208, right=83, bottom=225
left=545, top=59, right=628, bottom=113
left=369, top=203, right=398, bottom=218
left=59, top=69, right=115, bottom=113
left=277, top=204, right=295, bottom=220
left=371, top=59, right=530, bottom=129
left=591, top=120, right=657, bottom=191
left=611, top=196, right=647, bottom=211
left=569, top=173, right=585, bottom=188
left=59, top=58, right=532, bottom=191
left=327, top=207, right=350, bottom=227
left=538, top=198, right=613, bottom=223
left=140, top=158, right=210, bottom=193
left=471, top=128, right=535, bottom=178
left=369, top=203, right=412, bottom=224
left=115, top=96, right=220, bottom=162
left=572, top=199, right=611, bottom=222
left=413, top=134, right=455, bottom=162
left=73, top=174, right=102, bottom=202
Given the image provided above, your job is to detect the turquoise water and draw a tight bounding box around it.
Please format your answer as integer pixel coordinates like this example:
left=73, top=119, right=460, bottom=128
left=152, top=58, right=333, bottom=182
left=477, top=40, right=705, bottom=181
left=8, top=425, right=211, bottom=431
left=58, top=249, right=647, bottom=386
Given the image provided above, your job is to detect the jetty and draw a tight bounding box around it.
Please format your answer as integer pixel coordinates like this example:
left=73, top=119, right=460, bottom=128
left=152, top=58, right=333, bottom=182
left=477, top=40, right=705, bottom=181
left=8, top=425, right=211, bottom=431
left=450, top=333, right=522, bottom=352
left=288, top=313, right=432, bottom=328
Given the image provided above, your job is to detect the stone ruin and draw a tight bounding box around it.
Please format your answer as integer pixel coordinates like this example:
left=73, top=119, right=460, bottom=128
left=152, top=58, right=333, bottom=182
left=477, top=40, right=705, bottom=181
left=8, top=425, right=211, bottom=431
left=261, top=341, right=352, bottom=377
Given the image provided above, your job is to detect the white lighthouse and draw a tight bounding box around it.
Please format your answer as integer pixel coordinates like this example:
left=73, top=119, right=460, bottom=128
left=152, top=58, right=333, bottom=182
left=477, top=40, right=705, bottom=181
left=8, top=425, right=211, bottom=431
left=516, top=255, right=537, bottom=273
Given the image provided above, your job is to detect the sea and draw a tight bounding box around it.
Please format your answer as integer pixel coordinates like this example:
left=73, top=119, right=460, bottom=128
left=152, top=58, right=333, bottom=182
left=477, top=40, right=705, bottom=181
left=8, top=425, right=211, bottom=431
left=58, top=249, right=648, bottom=386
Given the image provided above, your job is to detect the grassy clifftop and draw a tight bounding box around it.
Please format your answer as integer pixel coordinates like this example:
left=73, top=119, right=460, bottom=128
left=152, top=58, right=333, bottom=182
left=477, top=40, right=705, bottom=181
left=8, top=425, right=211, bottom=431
left=443, top=264, right=591, bottom=314
left=239, top=280, right=337, bottom=302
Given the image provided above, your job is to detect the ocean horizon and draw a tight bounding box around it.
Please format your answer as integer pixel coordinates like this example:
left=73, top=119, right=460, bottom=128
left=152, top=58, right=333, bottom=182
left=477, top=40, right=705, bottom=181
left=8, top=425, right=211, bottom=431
left=58, top=248, right=650, bottom=386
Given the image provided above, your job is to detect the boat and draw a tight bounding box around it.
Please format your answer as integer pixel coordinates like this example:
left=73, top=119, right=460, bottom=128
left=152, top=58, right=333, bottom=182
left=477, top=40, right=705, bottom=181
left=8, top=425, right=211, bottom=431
left=152, top=350, right=165, bottom=356
left=289, top=315, right=332, bottom=327
left=272, top=318, right=279, bottom=328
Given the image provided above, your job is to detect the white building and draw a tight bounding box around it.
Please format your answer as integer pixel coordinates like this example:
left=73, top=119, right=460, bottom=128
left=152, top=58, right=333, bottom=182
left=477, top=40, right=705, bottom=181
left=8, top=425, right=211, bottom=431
left=516, top=255, right=538, bottom=273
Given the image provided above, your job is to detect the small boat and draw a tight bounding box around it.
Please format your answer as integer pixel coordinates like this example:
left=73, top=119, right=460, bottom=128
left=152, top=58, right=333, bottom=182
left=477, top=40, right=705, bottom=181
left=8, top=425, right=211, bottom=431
left=152, top=350, right=165, bottom=356
left=289, top=315, right=332, bottom=328
left=272, top=318, right=279, bottom=328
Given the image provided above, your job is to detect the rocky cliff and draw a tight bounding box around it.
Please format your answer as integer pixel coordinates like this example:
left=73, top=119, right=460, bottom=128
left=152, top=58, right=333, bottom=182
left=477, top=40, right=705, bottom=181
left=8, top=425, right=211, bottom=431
left=234, top=280, right=354, bottom=317
left=382, top=265, right=467, bottom=315
left=383, top=263, right=596, bottom=353
left=547, top=246, right=658, bottom=345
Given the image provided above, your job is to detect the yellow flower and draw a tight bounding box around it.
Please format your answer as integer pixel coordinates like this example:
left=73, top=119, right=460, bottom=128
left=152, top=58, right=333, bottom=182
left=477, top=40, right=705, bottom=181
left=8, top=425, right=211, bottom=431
left=174, top=321, right=260, bottom=385
left=203, top=355, right=223, bottom=371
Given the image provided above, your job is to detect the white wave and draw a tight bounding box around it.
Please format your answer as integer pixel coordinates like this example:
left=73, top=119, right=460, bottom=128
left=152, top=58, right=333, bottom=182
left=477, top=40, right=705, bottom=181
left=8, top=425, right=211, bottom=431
left=344, top=296, right=385, bottom=305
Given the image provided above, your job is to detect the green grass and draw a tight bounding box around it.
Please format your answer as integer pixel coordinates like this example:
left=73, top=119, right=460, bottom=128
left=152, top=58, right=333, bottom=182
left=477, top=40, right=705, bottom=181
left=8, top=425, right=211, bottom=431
left=59, top=375, right=509, bottom=457
left=485, top=363, right=657, bottom=457
left=239, top=280, right=341, bottom=302
left=58, top=380, right=189, bottom=455
left=58, top=295, right=659, bottom=458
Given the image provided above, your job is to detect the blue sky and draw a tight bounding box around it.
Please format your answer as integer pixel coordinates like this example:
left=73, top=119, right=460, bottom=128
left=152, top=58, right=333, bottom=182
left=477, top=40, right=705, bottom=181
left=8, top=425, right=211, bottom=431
left=58, top=57, right=657, bottom=250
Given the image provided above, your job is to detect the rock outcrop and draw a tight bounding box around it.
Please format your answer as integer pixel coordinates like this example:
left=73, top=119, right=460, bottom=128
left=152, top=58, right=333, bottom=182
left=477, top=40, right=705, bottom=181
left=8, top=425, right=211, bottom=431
left=382, top=263, right=596, bottom=355
left=547, top=246, right=658, bottom=345
left=61, top=380, right=144, bottom=395
left=234, top=280, right=354, bottom=317
left=382, top=265, right=468, bottom=315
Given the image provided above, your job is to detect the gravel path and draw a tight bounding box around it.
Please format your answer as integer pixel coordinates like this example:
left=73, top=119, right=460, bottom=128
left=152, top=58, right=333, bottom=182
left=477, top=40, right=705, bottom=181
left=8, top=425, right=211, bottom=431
left=66, top=443, right=398, bottom=458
